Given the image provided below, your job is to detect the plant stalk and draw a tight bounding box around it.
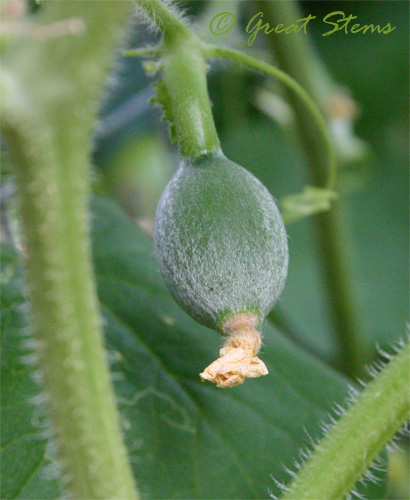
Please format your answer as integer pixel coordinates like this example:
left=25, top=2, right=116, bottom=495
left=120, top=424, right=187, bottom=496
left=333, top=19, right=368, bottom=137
left=280, top=338, right=410, bottom=500
left=4, top=124, right=138, bottom=500
left=1, top=3, right=138, bottom=498
left=256, top=0, right=369, bottom=376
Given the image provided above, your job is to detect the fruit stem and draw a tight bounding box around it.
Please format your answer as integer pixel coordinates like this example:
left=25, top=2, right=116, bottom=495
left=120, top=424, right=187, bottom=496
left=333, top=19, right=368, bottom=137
left=200, top=314, right=268, bottom=388
left=135, top=0, right=221, bottom=159
left=160, top=36, right=221, bottom=159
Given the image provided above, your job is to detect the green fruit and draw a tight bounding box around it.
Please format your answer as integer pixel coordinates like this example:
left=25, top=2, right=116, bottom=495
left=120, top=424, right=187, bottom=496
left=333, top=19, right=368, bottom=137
left=154, top=151, right=288, bottom=332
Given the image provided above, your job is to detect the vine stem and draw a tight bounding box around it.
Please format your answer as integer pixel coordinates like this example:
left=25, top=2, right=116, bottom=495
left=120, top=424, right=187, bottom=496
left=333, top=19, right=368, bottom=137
left=280, top=338, right=410, bottom=500
left=1, top=3, right=138, bottom=499
left=254, top=0, right=369, bottom=377
left=203, top=45, right=337, bottom=191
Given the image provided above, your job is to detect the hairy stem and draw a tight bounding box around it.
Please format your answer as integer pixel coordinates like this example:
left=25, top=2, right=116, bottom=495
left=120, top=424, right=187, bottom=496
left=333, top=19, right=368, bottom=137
left=135, top=0, right=220, bottom=159
left=255, top=0, right=368, bottom=376
left=280, top=338, right=410, bottom=500
left=1, top=3, right=138, bottom=499
left=135, top=0, right=189, bottom=38
left=161, top=36, right=221, bottom=158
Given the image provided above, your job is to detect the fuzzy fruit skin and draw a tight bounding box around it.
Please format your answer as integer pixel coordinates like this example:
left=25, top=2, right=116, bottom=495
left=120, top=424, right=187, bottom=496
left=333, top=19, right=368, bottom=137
left=154, top=151, right=289, bottom=331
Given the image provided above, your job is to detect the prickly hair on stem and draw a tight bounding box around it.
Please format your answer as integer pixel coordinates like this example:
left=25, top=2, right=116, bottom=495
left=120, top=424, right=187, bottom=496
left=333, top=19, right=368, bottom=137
left=134, top=0, right=189, bottom=36
left=275, top=334, right=410, bottom=500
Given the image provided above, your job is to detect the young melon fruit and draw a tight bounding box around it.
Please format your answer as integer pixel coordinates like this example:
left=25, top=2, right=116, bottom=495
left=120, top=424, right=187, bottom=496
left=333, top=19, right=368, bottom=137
left=154, top=151, right=288, bottom=387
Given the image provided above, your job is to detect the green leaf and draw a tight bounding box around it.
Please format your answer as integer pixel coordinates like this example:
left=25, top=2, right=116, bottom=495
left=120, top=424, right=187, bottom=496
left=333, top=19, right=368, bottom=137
left=1, top=198, right=386, bottom=499
left=90, top=196, right=382, bottom=499
left=0, top=245, right=63, bottom=500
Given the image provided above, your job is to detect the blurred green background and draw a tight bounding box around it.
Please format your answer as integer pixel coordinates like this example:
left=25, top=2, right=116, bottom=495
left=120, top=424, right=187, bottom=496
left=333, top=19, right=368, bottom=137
left=1, top=1, right=408, bottom=498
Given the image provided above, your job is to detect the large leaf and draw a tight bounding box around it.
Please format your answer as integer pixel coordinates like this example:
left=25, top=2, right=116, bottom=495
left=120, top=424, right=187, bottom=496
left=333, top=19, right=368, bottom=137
left=91, top=196, right=387, bottom=499
left=0, top=246, right=63, bottom=499
left=1, top=197, right=386, bottom=499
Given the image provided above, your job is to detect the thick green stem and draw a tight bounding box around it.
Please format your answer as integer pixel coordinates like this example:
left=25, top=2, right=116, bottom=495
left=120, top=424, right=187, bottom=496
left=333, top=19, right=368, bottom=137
left=135, top=0, right=220, bottom=159
left=161, top=37, right=220, bottom=159
left=255, top=0, right=368, bottom=376
left=280, top=338, right=410, bottom=500
left=1, top=3, right=138, bottom=499
left=3, top=123, right=138, bottom=500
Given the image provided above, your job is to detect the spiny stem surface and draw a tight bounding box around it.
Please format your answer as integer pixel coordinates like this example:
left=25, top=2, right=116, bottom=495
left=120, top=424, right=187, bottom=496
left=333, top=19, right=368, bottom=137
left=2, top=3, right=138, bottom=498
left=280, top=338, right=410, bottom=500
